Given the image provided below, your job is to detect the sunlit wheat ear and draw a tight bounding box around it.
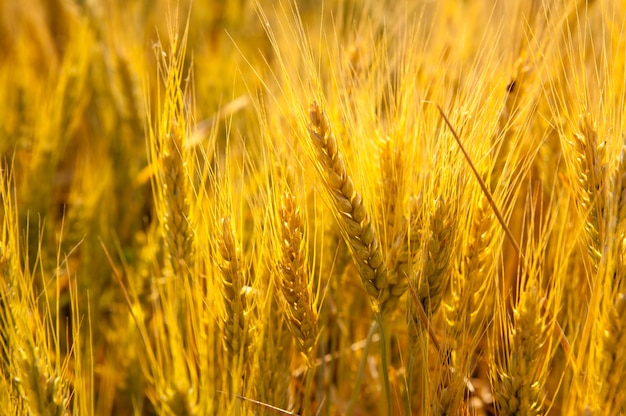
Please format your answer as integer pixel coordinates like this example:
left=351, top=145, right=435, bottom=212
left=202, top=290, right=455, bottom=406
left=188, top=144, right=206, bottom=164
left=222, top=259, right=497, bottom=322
left=218, top=216, right=250, bottom=363
left=596, top=293, right=626, bottom=413
left=609, top=144, right=626, bottom=260
left=14, top=343, right=70, bottom=416
left=382, top=193, right=423, bottom=315
left=277, top=191, right=318, bottom=365
left=407, top=196, right=455, bottom=354
left=446, top=194, right=495, bottom=343
left=307, top=101, right=389, bottom=310
left=492, top=284, right=549, bottom=416
left=160, top=127, right=193, bottom=276
left=570, top=112, right=607, bottom=267
left=150, top=34, right=194, bottom=280
left=417, top=197, right=456, bottom=317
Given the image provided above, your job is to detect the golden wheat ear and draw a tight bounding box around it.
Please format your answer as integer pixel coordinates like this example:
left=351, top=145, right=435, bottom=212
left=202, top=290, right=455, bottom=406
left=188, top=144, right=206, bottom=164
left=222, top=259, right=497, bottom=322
left=307, top=100, right=389, bottom=310
left=277, top=190, right=318, bottom=365
left=218, top=216, right=251, bottom=364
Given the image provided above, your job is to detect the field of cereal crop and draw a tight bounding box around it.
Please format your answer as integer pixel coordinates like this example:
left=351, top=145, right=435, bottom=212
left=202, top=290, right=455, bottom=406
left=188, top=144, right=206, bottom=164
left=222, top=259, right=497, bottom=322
left=1, top=1, right=625, bottom=414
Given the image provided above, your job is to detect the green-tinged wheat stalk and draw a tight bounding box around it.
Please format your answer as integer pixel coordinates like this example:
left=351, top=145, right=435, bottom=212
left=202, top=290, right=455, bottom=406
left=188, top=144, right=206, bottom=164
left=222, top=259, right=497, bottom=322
left=307, top=100, right=388, bottom=310
left=277, top=191, right=318, bottom=364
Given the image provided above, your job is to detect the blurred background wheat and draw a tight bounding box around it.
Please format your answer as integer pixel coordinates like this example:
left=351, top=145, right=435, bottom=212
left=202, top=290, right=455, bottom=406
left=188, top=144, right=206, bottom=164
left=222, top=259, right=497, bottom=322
left=1, top=0, right=625, bottom=414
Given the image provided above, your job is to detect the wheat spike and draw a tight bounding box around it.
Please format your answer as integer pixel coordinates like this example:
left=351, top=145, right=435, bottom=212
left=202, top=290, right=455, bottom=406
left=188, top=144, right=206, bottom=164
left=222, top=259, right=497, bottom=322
left=446, top=193, right=494, bottom=342
left=218, top=216, right=250, bottom=362
left=615, top=144, right=626, bottom=235
left=594, top=293, right=626, bottom=414
left=14, top=343, right=70, bottom=416
left=492, top=284, right=548, bottom=416
left=308, top=101, right=389, bottom=308
left=382, top=193, right=423, bottom=314
left=277, top=191, right=318, bottom=364
left=609, top=144, right=626, bottom=279
left=160, top=127, right=193, bottom=277
left=150, top=36, right=194, bottom=279
left=417, top=197, right=456, bottom=317
left=407, top=196, right=456, bottom=355
left=571, top=112, right=607, bottom=267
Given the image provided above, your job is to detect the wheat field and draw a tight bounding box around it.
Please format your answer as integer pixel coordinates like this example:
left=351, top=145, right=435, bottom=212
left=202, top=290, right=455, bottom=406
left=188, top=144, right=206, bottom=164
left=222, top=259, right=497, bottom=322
left=1, top=0, right=625, bottom=414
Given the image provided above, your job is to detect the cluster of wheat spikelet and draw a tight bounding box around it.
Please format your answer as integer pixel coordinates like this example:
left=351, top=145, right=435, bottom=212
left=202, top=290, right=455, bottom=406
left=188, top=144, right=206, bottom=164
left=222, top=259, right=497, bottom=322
left=1, top=0, right=625, bottom=414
